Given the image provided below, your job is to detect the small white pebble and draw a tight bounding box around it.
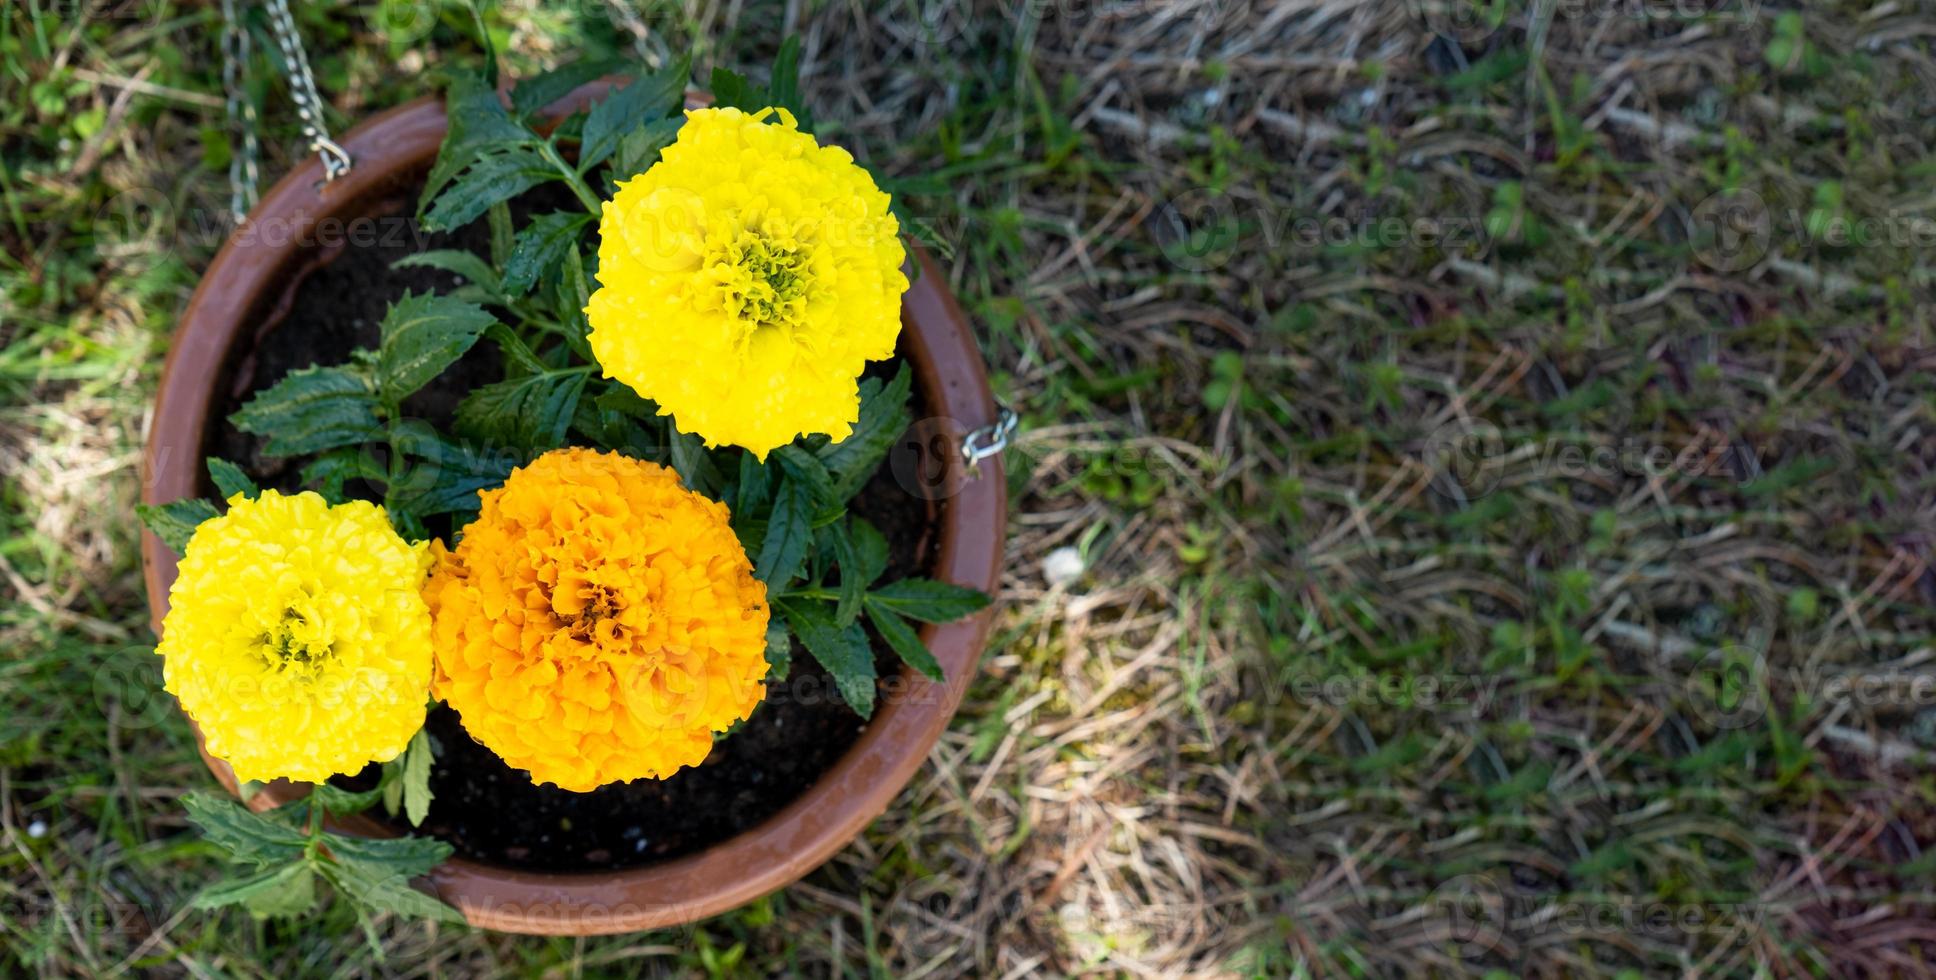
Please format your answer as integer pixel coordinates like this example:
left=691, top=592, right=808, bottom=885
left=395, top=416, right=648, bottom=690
left=26, top=820, right=47, bottom=839
left=1043, top=547, right=1084, bottom=587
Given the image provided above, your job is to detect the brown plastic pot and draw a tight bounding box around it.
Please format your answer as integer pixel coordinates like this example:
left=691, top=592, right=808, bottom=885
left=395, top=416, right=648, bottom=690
left=139, top=83, right=1006, bottom=935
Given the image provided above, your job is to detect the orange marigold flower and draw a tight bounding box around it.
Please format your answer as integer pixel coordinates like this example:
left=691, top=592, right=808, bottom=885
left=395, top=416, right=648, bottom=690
left=422, top=447, right=770, bottom=791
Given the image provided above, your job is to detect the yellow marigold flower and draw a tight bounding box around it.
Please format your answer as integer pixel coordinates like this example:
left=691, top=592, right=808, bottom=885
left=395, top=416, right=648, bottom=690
left=586, top=105, right=908, bottom=459
left=158, top=490, right=435, bottom=785
left=423, top=448, right=770, bottom=792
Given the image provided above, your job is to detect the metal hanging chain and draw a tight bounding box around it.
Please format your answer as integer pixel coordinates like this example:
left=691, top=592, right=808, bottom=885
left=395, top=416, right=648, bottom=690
left=219, top=0, right=260, bottom=224
left=961, top=405, right=1018, bottom=478
left=221, top=0, right=353, bottom=224
left=263, top=0, right=352, bottom=182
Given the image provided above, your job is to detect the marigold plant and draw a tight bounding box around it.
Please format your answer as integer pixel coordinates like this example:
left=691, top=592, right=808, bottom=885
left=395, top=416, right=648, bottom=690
left=423, top=448, right=770, bottom=791
left=586, top=105, right=908, bottom=459
left=138, top=46, right=989, bottom=925
left=157, top=490, right=434, bottom=785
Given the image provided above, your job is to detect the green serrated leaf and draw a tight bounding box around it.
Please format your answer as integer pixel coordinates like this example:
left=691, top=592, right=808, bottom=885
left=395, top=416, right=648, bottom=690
left=734, top=450, right=771, bottom=523
left=183, top=792, right=309, bottom=866
left=709, top=67, right=755, bottom=113
left=377, top=292, right=497, bottom=404
left=322, top=852, right=465, bottom=925
left=580, top=57, right=690, bottom=171
left=610, top=116, right=683, bottom=182
left=387, top=427, right=517, bottom=519
left=137, top=498, right=219, bottom=555
left=592, top=381, right=656, bottom=418
left=767, top=36, right=812, bottom=130
left=850, top=517, right=889, bottom=587
left=709, top=50, right=813, bottom=131
left=870, top=605, right=944, bottom=683
left=299, top=449, right=374, bottom=504
left=485, top=322, right=548, bottom=375
left=391, top=509, right=429, bottom=543
left=667, top=426, right=724, bottom=498
left=392, top=250, right=504, bottom=299
left=764, top=619, right=791, bottom=681
left=775, top=445, right=835, bottom=505
left=422, top=148, right=553, bottom=233
left=206, top=457, right=258, bottom=501
left=551, top=240, right=596, bottom=361
left=864, top=578, right=991, bottom=624
left=778, top=599, right=876, bottom=717
left=818, top=364, right=912, bottom=501
left=423, top=74, right=535, bottom=213
left=820, top=521, right=864, bottom=627
left=487, top=200, right=514, bottom=268
left=309, top=781, right=383, bottom=817
left=192, top=860, right=319, bottom=918
left=454, top=370, right=587, bottom=452
left=500, top=211, right=592, bottom=296
left=402, top=729, right=434, bottom=827
left=231, top=365, right=384, bottom=457
left=380, top=763, right=404, bottom=818
left=512, top=56, right=624, bottom=116
left=322, top=831, right=451, bottom=878
left=770, top=36, right=802, bottom=111
left=756, top=478, right=813, bottom=586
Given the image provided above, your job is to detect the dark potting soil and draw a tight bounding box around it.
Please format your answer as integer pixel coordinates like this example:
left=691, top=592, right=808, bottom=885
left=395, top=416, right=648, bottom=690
left=209, top=183, right=943, bottom=872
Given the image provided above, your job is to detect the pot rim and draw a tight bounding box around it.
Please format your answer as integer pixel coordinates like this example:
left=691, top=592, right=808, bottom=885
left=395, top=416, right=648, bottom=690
left=139, top=82, right=1006, bottom=935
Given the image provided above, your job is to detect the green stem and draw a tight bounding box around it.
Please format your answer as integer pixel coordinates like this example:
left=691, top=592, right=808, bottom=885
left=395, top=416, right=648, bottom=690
left=542, top=141, right=603, bottom=217
left=782, top=587, right=840, bottom=602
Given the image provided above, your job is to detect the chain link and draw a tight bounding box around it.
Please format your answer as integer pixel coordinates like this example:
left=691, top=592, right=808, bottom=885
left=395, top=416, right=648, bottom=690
left=961, top=405, right=1018, bottom=478
left=264, top=0, right=352, bottom=182
left=222, top=0, right=353, bottom=224
left=220, top=0, right=260, bottom=224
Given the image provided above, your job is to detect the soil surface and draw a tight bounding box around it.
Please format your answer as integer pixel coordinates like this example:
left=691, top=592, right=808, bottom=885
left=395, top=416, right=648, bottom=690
left=212, top=181, right=942, bottom=871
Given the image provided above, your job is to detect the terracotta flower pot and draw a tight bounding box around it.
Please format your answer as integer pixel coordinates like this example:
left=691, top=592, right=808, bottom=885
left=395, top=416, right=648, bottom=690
left=139, top=82, right=1005, bottom=935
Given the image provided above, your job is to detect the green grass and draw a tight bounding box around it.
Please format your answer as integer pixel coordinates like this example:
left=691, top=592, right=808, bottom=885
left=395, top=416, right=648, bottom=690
left=5, top=0, right=1936, bottom=976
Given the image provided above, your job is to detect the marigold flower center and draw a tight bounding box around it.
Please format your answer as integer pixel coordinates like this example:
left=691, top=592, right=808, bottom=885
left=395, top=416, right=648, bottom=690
left=709, top=229, right=812, bottom=331
left=565, top=582, right=631, bottom=640
left=255, top=605, right=334, bottom=675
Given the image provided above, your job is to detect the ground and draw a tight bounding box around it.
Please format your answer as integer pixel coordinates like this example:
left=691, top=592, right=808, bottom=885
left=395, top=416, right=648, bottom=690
left=3, top=0, right=1935, bottom=977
